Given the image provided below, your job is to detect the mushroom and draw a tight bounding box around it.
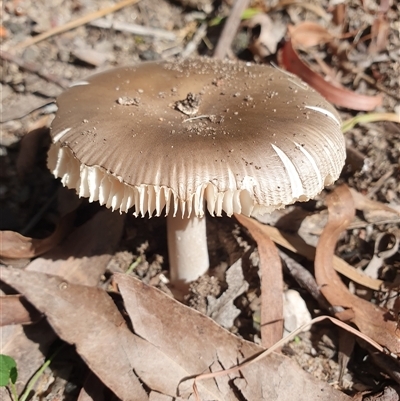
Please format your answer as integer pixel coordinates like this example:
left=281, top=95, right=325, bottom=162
left=48, top=57, right=345, bottom=288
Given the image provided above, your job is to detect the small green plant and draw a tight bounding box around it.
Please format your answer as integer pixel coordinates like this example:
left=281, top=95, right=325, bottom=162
left=0, top=346, right=64, bottom=401
left=0, top=354, right=18, bottom=401
left=209, top=8, right=261, bottom=26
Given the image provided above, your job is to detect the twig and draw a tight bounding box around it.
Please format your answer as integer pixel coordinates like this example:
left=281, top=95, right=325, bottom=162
left=15, top=0, right=141, bottom=49
left=279, top=249, right=330, bottom=310
left=0, top=50, right=69, bottom=89
left=367, top=166, right=396, bottom=197
left=89, top=19, right=176, bottom=41
left=181, top=22, right=208, bottom=58
left=213, top=0, right=250, bottom=59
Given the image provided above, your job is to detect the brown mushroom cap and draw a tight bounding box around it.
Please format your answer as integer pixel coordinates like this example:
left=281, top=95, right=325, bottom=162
left=48, top=57, right=345, bottom=217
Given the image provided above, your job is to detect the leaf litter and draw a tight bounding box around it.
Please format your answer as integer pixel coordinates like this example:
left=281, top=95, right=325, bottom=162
left=234, top=213, right=284, bottom=349
left=1, top=0, right=400, bottom=399
left=314, top=185, right=400, bottom=356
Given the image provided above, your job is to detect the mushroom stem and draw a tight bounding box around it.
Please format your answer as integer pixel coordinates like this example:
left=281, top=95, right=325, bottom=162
left=167, top=213, right=209, bottom=288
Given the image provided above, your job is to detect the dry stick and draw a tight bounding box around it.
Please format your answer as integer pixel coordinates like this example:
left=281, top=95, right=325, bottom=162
left=181, top=22, right=208, bottom=58
left=278, top=249, right=330, bottom=310
left=15, top=0, right=141, bottom=49
left=367, top=166, right=395, bottom=197
left=261, top=223, right=383, bottom=291
left=213, top=0, right=250, bottom=59
left=193, top=315, right=385, bottom=400
left=89, top=19, right=176, bottom=41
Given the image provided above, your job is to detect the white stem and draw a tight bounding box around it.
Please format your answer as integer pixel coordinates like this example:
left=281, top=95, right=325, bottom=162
left=167, top=214, right=209, bottom=286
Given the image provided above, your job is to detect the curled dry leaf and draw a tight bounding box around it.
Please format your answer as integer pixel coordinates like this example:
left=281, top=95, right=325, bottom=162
left=234, top=213, right=283, bottom=349
left=363, top=231, right=400, bottom=278
left=349, top=187, right=400, bottom=221
left=243, top=13, right=286, bottom=58
left=350, top=193, right=400, bottom=226
left=314, top=185, right=400, bottom=355
left=0, top=212, right=74, bottom=259
left=26, top=208, right=125, bottom=286
left=280, top=33, right=383, bottom=110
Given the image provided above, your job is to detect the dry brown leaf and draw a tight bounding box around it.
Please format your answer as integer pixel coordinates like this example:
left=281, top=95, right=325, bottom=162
left=314, top=185, right=400, bottom=355
left=2, top=267, right=246, bottom=400
left=349, top=187, right=400, bottom=224
left=0, top=212, right=74, bottom=259
left=115, top=274, right=351, bottom=401
left=279, top=39, right=383, bottom=110
left=26, top=208, right=125, bottom=286
left=288, top=22, right=335, bottom=47
left=0, top=252, right=353, bottom=400
left=234, top=213, right=283, bottom=349
left=0, top=294, right=42, bottom=326
left=0, top=267, right=152, bottom=401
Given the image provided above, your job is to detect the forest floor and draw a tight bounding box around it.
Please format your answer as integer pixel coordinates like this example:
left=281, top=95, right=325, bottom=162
left=1, top=0, right=400, bottom=400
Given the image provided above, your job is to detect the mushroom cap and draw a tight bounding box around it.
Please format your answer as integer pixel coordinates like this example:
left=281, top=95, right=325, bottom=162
left=48, top=57, right=345, bottom=218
